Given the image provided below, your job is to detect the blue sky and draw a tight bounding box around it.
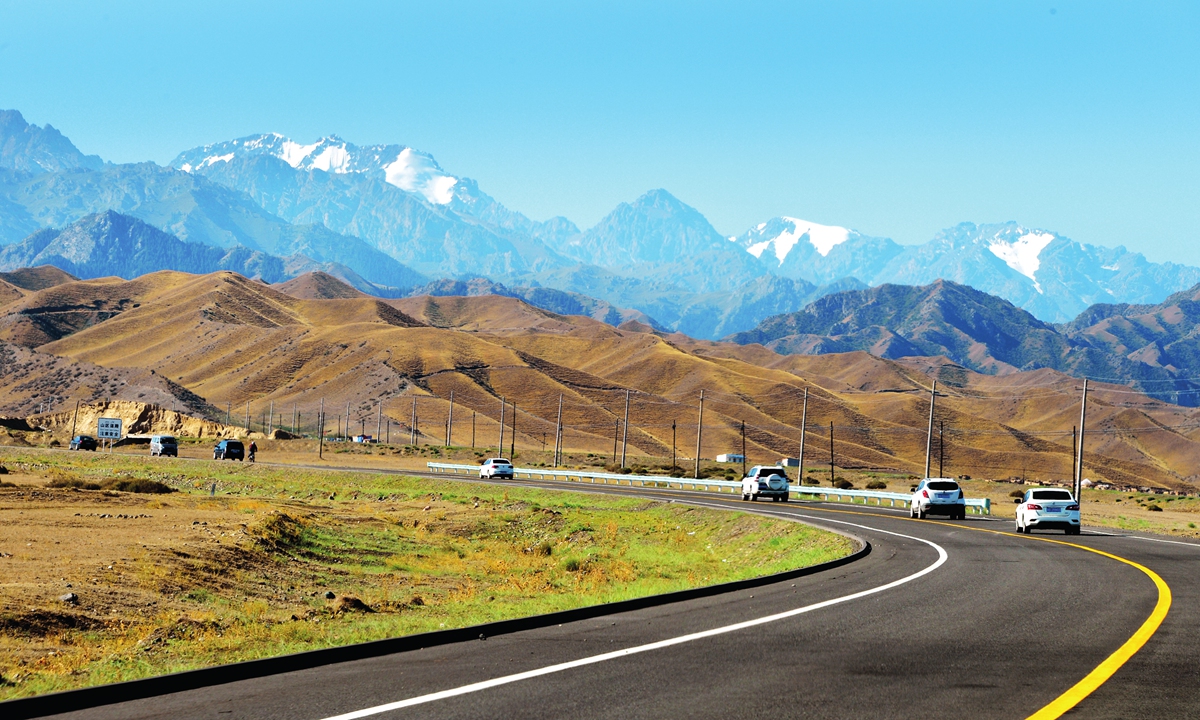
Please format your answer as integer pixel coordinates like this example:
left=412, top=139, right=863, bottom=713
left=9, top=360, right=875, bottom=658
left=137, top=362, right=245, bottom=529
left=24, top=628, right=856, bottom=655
left=1, top=1, right=1197, bottom=261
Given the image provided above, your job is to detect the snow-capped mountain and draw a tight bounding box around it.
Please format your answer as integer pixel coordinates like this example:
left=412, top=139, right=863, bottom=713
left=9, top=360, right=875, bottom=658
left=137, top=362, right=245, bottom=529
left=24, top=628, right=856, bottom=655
left=728, top=217, right=1200, bottom=323
left=170, top=134, right=572, bottom=277
left=730, top=217, right=903, bottom=285
left=174, top=133, right=459, bottom=205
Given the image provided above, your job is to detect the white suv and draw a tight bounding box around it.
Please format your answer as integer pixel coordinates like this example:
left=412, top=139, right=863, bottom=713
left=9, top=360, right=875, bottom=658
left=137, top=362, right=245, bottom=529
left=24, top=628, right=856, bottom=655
left=910, top=478, right=966, bottom=520
left=1014, top=488, right=1080, bottom=535
left=480, top=458, right=514, bottom=479
left=741, top=466, right=790, bottom=502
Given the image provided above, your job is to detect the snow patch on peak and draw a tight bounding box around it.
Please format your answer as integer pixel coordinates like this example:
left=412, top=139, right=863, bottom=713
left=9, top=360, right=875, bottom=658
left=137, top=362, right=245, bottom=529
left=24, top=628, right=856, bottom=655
left=746, top=240, right=772, bottom=259
left=279, top=140, right=319, bottom=168
left=384, top=148, right=457, bottom=205
left=988, top=232, right=1055, bottom=293
left=785, top=217, right=850, bottom=258
left=753, top=216, right=849, bottom=261
left=201, top=153, right=234, bottom=168
left=308, top=144, right=351, bottom=173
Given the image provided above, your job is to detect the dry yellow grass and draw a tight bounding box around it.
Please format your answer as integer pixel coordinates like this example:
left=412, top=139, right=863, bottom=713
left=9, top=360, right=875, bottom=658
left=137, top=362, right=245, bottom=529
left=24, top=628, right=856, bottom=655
left=2, top=270, right=1198, bottom=492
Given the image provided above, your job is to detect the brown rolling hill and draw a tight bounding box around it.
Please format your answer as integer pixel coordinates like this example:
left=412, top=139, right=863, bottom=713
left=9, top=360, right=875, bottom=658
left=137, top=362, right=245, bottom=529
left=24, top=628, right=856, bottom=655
left=0, top=265, right=78, bottom=291
left=275, top=271, right=369, bottom=300
left=2, top=269, right=1198, bottom=491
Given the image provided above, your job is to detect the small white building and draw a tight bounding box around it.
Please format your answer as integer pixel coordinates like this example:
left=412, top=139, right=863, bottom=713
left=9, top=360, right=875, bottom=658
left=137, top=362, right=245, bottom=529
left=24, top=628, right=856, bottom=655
left=779, top=458, right=800, bottom=467
left=715, top=453, right=745, bottom=463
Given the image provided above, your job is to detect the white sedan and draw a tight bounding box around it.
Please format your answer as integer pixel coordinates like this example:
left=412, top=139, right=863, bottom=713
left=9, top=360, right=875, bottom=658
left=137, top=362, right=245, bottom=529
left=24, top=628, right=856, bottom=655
left=479, top=458, right=514, bottom=479
left=1014, top=488, right=1080, bottom=535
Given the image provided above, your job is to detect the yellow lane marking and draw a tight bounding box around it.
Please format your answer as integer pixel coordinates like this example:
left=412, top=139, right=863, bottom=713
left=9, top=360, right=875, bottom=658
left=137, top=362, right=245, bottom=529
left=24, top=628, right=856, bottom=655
left=461, top=477, right=1173, bottom=718
left=772, top=503, right=1172, bottom=720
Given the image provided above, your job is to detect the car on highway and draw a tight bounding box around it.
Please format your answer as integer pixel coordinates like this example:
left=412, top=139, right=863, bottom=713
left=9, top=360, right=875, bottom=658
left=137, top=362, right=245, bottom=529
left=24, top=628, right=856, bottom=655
left=480, top=458, right=514, bottom=479
left=741, top=465, right=791, bottom=502
left=910, top=478, right=966, bottom=520
left=1014, top=488, right=1080, bottom=535
left=150, top=435, right=177, bottom=457
left=69, top=435, right=98, bottom=451
left=213, top=439, right=245, bottom=461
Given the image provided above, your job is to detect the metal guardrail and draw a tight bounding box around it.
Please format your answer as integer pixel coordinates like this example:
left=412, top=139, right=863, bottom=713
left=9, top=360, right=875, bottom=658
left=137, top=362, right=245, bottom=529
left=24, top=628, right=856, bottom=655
left=425, top=463, right=991, bottom=515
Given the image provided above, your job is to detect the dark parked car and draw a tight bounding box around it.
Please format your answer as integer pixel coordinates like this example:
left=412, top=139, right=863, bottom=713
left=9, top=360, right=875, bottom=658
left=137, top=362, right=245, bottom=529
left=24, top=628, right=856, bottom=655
left=213, top=439, right=245, bottom=461
left=70, top=435, right=97, bottom=451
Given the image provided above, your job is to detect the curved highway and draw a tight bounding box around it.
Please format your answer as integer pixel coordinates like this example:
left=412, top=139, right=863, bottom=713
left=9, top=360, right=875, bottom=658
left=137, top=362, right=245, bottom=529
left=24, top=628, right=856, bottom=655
left=26, top=474, right=1200, bottom=719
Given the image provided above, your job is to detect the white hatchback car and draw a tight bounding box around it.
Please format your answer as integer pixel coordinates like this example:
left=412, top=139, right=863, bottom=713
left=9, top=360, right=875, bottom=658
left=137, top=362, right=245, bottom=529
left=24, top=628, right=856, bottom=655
left=1015, top=488, right=1080, bottom=535
left=910, top=478, right=966, bottom=520
left=479, top=458, right=514, bottom=479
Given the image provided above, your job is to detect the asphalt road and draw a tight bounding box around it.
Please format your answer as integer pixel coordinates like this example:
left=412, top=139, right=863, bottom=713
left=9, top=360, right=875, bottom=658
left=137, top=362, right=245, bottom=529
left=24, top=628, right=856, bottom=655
left=31, top=473, right=1200, bottom=720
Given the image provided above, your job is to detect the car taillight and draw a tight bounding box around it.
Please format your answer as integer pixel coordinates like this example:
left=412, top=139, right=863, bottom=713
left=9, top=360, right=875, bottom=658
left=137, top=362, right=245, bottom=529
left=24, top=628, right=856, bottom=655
left=958, top=490, right=964, bottom=499
left=922, top=490, right=929, bottom=498
left=1067, top=504, right=1079, bottom=511
left=1027, top=504, right=1043, bottom=511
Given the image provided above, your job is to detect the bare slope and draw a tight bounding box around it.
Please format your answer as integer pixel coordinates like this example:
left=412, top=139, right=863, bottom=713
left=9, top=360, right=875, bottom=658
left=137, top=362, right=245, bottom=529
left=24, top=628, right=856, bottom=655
left=9, top=270, right=1200, bottom=491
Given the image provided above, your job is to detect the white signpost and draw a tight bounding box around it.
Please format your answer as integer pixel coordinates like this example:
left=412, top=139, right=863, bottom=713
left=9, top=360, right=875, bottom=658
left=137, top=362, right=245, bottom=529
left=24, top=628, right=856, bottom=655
left=97, top=417, right=122, bottom=452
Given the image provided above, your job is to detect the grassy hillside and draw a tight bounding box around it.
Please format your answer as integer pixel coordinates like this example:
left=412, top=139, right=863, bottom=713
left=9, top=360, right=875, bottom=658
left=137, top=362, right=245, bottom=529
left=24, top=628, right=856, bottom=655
left=2, top=270, right=1199, bottom=491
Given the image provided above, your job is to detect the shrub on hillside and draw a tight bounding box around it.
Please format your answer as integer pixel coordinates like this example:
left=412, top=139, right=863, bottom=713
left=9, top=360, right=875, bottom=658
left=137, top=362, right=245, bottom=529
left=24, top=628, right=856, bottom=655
left=102, top=478, right=175, bottom=494
left=833, top=479, right=854, bottom=490
left=865, top=480, right=887, bottom=489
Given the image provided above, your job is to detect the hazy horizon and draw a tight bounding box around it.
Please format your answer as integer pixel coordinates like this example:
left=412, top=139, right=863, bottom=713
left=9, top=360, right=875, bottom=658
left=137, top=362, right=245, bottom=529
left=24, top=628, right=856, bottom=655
left=2, top=1, right=1197, bottom=261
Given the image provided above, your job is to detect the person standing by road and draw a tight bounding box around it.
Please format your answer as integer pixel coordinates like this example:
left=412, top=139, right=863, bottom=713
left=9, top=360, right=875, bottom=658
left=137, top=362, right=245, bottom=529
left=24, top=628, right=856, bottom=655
left=248, top=440, right=257, bottom=462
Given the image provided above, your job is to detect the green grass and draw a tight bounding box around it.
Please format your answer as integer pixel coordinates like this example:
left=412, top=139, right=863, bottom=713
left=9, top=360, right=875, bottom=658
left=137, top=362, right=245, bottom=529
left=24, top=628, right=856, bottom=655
left=0, top=448, right=854, bottom=699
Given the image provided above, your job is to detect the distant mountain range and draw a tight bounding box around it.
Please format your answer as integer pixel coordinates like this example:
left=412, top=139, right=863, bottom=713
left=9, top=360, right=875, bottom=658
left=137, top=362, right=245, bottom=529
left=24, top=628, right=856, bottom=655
left=3, top=107, right=1200, bottom=344
left=728, top=279, right=1200, bottom=405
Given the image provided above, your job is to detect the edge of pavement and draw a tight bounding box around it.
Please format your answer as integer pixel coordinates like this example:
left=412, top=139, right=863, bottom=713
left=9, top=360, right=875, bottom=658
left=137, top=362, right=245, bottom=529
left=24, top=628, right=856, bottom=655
left=1, top=527, right=872, bottom=719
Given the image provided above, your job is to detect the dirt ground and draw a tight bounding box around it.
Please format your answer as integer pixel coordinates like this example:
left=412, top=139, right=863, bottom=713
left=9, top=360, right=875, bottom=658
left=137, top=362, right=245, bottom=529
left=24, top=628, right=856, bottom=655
left=0, top=449, right=851, bottom=699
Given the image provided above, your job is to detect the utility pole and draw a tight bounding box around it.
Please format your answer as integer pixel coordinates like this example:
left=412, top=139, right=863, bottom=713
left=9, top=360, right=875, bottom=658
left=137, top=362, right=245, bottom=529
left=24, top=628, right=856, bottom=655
left=924, top=380, right=937, bottom=479
left=694, top=390, right=705, bottom=479
left=620, top=389, right=630, bottom=468
left=798, top=388, right=808, bottom=482
left=318, top=398, right=324, bottom=459
left=671, top=420, right=677, bottom=470
left=939, top=421, right=945, bottom=478
left=471, top=411, right=476, bottom=450
left=1075, top=379, right=1089, bottom=505
left=386, top=419, right=390, bottom=444
left=245, top=401, right=250, bottom=433
left=829, top=421, right=835, bottom=485
left=70, top=399, right=80, bottom=440
left=376, top=402, right=382, bottom=441
left=498, top=398, right=506, bottom=454
left=741, top=420, right=747, bottom=478
left=1071, top=426, right=1077, bottom=484
left=445, top=391, right=454, bottom=448
left=268, top=400, right=274, bottom=435
left=510, top=402, right=517, bottom=459
left=411, top=397, right=418, bottom=445
left=292, top=403, right=297, bottom=435
left=345, top=401, right=350, bottom=442
left=554, top=393, right=563, bottom=467
left=612, top=420, right=619, bottom=462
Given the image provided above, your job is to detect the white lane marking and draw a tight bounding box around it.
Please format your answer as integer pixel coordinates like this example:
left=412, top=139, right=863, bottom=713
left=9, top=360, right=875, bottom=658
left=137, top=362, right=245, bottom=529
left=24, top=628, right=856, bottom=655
left=1078, top=529, right=1200, bottom=549
left=1124, top=534, right=1200, bottom=549
left=318, top=518, right=947, bottom=720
